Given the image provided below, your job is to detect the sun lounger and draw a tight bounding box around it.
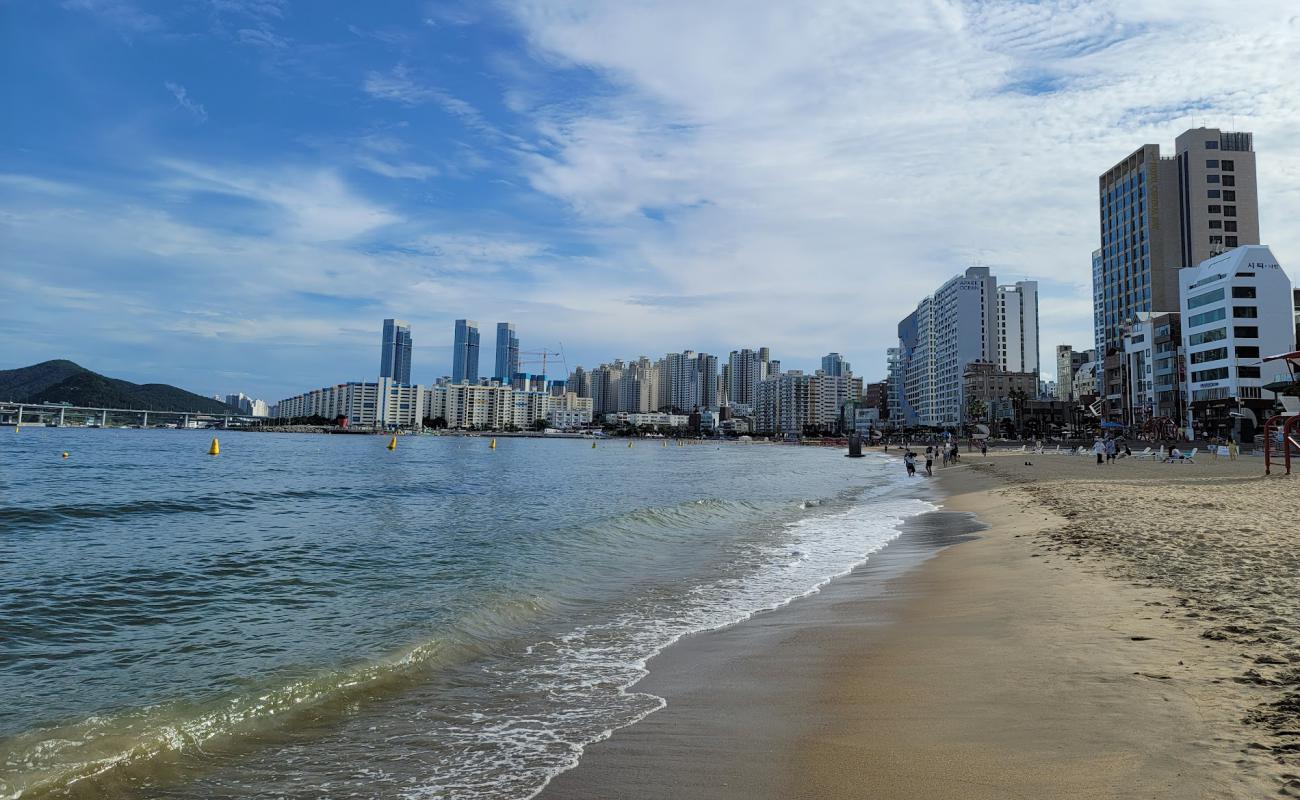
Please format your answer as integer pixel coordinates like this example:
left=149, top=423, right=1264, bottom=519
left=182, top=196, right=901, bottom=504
left=1133, top=447, right=1153, bottom=460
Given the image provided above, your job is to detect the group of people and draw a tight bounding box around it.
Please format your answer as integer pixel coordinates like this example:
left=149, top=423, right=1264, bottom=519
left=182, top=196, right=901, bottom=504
left=901, top=441, right=964, bottom=477
left=1089, top=436, right=1131, bottom=464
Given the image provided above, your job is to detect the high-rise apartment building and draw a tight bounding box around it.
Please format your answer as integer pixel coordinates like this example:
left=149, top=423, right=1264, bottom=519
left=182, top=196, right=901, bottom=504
left=696, top=352, right=719, bottom=410
left=1095, top=128, right=1259, bottom=359
left=897, top=267, right=1041, bottom=427
left=996, top=282, right=1039, bottom=374
left=451, top=319, right=480, bottom=384
left=379, top=319, right=413, bottom=385
left=726, top=348, right=773, bottom=406
left=493, top=323, right=519, bottom=383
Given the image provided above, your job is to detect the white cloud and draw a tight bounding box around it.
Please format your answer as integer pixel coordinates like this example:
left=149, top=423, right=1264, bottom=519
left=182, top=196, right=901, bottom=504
left=500, top=0, right=1300, bottom=376
left=164, top=81, right=207, bottom=122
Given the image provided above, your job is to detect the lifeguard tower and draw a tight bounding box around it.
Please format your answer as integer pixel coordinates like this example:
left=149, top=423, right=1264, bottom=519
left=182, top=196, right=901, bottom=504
left=1260, top=350, right=1300, bottom=475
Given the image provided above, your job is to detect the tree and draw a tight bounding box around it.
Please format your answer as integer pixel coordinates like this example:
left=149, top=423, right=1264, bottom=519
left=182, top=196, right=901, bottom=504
left=530, top=418, right=548, bottom=431
left=422, top=416, right=448, bottom=429
left=966, top=397, right=988, bottom=423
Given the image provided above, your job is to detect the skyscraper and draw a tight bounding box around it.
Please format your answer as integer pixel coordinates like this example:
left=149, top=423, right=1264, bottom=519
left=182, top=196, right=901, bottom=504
left=452, top=319, right=480, bottom=384
left=379, top=319, right=412, bottom=385
left=493, top=322, right=519, bottom=383
left=820, top=353, right=850, bottom=377
left=996, top=281, right=1039, bottom=374
left=898, top=269, right=1043, bottom=426
left=1095, top=128, right=1259, bottom=357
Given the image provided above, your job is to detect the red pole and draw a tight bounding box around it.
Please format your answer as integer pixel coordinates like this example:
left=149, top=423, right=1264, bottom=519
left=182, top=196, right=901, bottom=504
left=1263, top=415, right=1280, bottom=476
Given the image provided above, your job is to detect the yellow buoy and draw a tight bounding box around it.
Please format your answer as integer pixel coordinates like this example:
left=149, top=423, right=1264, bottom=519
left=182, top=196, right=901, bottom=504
left=489, top=438, right=497, bottom=449
left=387, top=435, right=397, bottom=450
left=208, top=437, right=220, bottom=456
left=592, top=440, right=597, bottom=448
left=62, top=451, right=70, bottom=458
left=628, top=440, right=633, bottom=448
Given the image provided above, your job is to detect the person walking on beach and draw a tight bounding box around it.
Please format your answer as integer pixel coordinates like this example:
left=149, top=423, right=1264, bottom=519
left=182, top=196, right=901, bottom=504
left=1092, top=438, right=1105, bottom=465
left=979, top=440, right=988, bottom=457
left=1228, top=437, right=1239, bottom=461
left=903, top=451, right=917, bottom=477
left=924, top=449, right=934, bottom=477
left=1105, top=437, right=1116, bottom=463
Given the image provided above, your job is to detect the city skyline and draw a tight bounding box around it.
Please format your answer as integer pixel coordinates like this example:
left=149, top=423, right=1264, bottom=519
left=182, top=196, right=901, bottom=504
left=3, top=3, right=1300, bottom=401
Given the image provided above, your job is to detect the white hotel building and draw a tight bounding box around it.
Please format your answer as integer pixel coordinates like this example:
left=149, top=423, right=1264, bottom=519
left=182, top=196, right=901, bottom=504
left=1179, top=245, right=1296, bottom=438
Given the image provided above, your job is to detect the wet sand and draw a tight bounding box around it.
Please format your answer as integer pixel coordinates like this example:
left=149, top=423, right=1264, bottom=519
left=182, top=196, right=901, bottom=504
left=539, top=452, right=1297, bottom=799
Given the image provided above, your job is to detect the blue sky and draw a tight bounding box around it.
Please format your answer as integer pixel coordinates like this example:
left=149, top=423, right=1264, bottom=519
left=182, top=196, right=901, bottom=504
left=3, top=1, right=1299, bottom=401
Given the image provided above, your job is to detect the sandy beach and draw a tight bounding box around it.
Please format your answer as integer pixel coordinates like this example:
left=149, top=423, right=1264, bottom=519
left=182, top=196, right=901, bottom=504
left=539, top=450, right=1299, bottom=799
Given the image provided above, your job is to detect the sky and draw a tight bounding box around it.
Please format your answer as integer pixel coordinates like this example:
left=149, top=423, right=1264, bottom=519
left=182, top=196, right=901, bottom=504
left=2, top=1, right=1299, bottom=401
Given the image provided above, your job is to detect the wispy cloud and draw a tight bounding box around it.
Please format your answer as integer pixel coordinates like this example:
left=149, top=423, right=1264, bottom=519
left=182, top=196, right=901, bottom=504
left=62, top=0, right=162, bottom=35
left=164, top=81, right=207, bottom=122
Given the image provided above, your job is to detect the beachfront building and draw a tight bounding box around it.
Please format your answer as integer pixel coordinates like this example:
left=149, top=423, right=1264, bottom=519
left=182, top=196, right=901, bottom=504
left=618, top=357, right=661, bottom=413
left=1120, top=312, right=1184, bottom=431
left=997, top=281, right=1040, bottom=374
left=885, top=347, right=902, bottom=425
left=1179, top=244, right=1296, bottom=439
left=602, top=411, right=689, bottom=429
left=567, top=366, right=591, bottom=399
left=451, top=319, right=480, bottom=384
left=379, top=319, right=413, bottom=385
left=961, top=362, right=1038, bottom=429
left=427, top=381, right=513, bottom=430
left=896, top=267, right=1004, bottom=427
left=547, top=392, right=594, bottom=430
left=589, top=361, right=623, bottom=416
left=376, top=377, right=426, bottom=429
left=493, top=322, right=519, bottom=383
left=1094, top=128, right=1260, bottom=395
left=510, top=390, right=552, bottom=429
left=274, top=381, right=382, bottom=426
left=753, top=369, right=861, bottom=437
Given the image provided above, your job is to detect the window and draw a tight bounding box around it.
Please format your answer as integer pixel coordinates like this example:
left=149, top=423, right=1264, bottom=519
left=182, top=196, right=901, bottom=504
left=1231, top=286, right=1256, bottom=299
left=1186, top=288, right=1224, bottom=309
left=1223, top=191, right=1236, bottom=201
left=1206, top=159, right=1219, bottom=168
left=1226, top=236, right=1238, bottom=247
left=1206, top=140, right=1219, bottom=149
left=1222, top=175, right=1235, bottom=187
left=1224, top=206, right=1237, bottom=216
left=1237, top=366, right=1261, bottom=378
left=1209, top=220, right=1222, bottom=229
left=1188, top=307, right=1226, bottom=327
left=1221, top=159, right=1234, bottom=171
left=1209, top=235, right=1223, bottom=245
left=1232, top=306, right=1258, bottom=318
left=1206, top=174, right=1220, bottom=183
left=1208, top=190, right=1221, bottom=199
left=1235, top=346, right=1260, bottom=358
left=1234, top=326, right=1259, bottom=338
left=1190, top=347, right=1227, bottom=364
left=1192, top=367, right=1229, bottom=382
left=1208, top=204, right=1222, bottom=213
left=1225, top=220, right=1238, bottom=232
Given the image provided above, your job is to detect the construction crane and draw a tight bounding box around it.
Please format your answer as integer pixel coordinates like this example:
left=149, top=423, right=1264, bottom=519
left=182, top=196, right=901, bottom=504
left=517, top=346, right=566, bottom=385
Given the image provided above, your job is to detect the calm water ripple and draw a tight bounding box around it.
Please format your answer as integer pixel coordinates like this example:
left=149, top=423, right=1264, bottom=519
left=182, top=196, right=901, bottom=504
left=0, top=429, right=929, bottom=799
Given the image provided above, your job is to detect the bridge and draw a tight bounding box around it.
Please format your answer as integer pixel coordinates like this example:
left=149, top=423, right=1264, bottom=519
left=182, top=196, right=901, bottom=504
left=0, top=401, right=261, bottom=429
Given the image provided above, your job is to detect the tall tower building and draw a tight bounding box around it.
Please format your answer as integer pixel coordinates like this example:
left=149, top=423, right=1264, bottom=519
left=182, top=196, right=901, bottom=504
left=1095, top=128, right=1259, bottom=356
left=493, top=322, right=519, bottom=383
left=451, top=319, right=480, bottom=384
left=996, top=281, right=1039, bottom=374
left=379, top=319, right=412, bottom=384
left=820, top=353, right=850, bottom=377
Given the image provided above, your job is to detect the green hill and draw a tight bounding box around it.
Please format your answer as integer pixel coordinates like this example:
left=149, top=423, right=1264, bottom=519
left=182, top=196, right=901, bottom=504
left=0, top=360, right=235, bottom=414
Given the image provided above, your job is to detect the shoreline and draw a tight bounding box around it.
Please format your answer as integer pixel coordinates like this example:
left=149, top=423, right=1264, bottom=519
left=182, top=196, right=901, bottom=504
left=537, top=452, right=1295, bottom=799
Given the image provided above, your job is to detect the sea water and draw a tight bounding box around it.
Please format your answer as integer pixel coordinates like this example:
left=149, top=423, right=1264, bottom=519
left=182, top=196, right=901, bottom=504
left=0, top=429, right=932, bottom=799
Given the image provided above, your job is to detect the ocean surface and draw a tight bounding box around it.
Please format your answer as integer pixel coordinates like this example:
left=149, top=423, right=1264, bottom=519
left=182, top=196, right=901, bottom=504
left=0, top=429, right=932, bottom=799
